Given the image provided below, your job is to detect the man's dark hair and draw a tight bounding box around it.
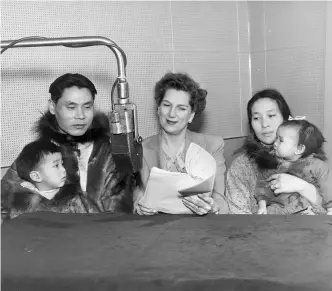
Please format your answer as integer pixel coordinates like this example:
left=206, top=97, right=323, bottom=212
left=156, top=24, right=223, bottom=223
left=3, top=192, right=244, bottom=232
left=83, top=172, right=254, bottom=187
left=16, top=140, right=61, bottom=183
left=49, top=73, right=97, bottom=103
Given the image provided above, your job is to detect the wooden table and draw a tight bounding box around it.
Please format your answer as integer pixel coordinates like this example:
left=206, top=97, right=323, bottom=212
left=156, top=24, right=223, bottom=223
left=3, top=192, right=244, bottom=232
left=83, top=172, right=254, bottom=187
left=2, top=212, right=332, bottom=291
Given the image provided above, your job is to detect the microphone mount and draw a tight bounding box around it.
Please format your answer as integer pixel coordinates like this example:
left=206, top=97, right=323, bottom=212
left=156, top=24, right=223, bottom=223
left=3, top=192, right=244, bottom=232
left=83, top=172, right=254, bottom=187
left=1, top=36, right=143, bottom=173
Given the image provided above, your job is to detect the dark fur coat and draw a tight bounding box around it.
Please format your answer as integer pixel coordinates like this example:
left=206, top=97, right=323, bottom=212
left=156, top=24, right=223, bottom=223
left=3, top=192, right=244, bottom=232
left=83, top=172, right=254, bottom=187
left=9, top=184, right=85, bottom=219
left=1, top=111, right=134, bottom=220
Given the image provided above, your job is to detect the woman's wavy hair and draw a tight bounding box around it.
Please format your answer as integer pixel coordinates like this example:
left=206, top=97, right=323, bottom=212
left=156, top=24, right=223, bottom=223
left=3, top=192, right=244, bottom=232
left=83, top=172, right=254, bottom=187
left=247, top=88, right=291, bottom=133
left=280, top=119, right=326, bottom=160
left=154, top=72, right=207, bottom=116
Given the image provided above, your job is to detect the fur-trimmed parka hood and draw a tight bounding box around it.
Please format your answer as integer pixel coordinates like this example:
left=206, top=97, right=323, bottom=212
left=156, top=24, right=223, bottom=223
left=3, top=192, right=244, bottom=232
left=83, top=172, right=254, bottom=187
left=33, top=111, right=110, bottom=145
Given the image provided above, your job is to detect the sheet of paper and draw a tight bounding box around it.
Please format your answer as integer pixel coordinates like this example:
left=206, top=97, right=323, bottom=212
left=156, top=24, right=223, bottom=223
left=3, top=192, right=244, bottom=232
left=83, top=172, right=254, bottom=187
left=178, top=175, right=215, bottom=196
left=140, top=143, right=216, bottom=214
left=179, top=142, right=216, bottom=195
left=139, top=167, right=196, bottom=214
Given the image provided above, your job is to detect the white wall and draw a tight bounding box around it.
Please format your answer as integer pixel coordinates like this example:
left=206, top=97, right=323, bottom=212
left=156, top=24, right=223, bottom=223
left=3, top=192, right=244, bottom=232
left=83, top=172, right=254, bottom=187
left=324, top=1, right=332, bottom=168
left=1, top=1, right=250, bottom=167
left=1, top=1, right=330, bottom=172
left=248, top=1, right=327, bottom=130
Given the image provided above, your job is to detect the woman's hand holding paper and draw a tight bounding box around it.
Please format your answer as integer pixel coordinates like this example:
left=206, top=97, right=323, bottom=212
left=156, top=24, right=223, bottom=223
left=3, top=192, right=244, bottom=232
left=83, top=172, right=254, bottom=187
left=136, top=201, right=158, bottom=215
left=180, top=143, right=219, bottom=215
left=182, top=193, right=219, bottom=215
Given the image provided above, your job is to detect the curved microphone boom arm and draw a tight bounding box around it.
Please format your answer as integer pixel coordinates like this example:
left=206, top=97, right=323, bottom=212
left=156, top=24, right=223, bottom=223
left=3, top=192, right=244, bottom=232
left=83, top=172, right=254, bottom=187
left=1, top=36, right=143, bottom=173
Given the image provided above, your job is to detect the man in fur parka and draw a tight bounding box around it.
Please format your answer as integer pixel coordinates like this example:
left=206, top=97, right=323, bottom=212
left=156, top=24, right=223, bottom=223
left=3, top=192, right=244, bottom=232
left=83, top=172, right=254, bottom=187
left=1, top=73, right=134, bottom=220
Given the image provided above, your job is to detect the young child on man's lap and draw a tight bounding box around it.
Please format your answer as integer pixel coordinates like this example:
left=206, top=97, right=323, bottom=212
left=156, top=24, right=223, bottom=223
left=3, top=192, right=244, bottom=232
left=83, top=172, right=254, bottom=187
left=8, top=139, right=85, bottom=219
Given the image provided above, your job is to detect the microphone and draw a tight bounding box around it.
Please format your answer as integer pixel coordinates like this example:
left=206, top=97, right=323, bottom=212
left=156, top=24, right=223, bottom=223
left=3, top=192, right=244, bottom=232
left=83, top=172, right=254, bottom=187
left=0, top=36, right=143, bottom=173
left=109, top=79, right=143, bottom=174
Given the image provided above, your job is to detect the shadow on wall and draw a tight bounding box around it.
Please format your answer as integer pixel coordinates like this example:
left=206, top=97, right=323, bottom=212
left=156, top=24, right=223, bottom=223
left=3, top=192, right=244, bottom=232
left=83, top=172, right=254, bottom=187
left=2, top=68, right=55, bottom=79
left=1, top=167, right=9, bottom=179
left=223, top=137, right=246, bottom=169
left=188, top=112, right=206, bottom=132
left=189, top=112, right=246, bottom=169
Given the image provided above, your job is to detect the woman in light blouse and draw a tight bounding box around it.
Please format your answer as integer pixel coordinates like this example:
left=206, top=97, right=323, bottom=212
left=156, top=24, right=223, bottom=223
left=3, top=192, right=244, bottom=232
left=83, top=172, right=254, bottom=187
left=134, top=72, right=229, bottom=215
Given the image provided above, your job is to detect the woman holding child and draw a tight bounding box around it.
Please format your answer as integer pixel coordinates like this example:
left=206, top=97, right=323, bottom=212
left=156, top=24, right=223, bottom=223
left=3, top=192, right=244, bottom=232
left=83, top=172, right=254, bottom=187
left=225, top=89, right=331, bottom=214
left=134, top=72, right=229, bottom=215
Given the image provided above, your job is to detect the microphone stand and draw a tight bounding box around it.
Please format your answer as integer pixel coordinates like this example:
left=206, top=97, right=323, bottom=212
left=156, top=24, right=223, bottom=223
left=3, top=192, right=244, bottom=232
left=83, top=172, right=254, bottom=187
left=1, top=36, right=143, bottom=173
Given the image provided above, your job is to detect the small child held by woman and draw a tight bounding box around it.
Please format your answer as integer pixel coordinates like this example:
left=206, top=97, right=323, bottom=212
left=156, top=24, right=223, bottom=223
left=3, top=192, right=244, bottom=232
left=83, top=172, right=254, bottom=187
left=7, top=139, right=86, bottom=219
left=254, top=119, right=331, bottom=215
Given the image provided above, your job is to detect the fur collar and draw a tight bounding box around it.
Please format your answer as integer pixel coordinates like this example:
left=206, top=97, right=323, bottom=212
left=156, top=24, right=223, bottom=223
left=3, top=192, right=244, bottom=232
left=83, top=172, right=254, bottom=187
left=11, top=183, right=81, bottom=210
left=33, top=111, right=110, bottom=145
left=235, top=134, right=279, bottom=170
left=235, top=134, right=326, bottom=170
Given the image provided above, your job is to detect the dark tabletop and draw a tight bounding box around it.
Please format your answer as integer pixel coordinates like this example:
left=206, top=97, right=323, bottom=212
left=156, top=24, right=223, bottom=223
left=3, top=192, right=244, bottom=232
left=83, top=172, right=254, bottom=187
left=1, top=212, right=332, bottom=291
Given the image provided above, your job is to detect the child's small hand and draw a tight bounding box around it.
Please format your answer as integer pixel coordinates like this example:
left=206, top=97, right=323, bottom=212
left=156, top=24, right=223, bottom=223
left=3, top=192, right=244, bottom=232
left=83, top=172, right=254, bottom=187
left=257, top=200, right=267, bottom=214
left=257, top=207, right=267, bottom=215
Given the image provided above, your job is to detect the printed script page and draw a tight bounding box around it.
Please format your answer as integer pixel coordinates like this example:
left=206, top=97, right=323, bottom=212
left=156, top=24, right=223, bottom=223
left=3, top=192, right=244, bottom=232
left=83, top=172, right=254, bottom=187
left=140, top=143, right=217, bottom=214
